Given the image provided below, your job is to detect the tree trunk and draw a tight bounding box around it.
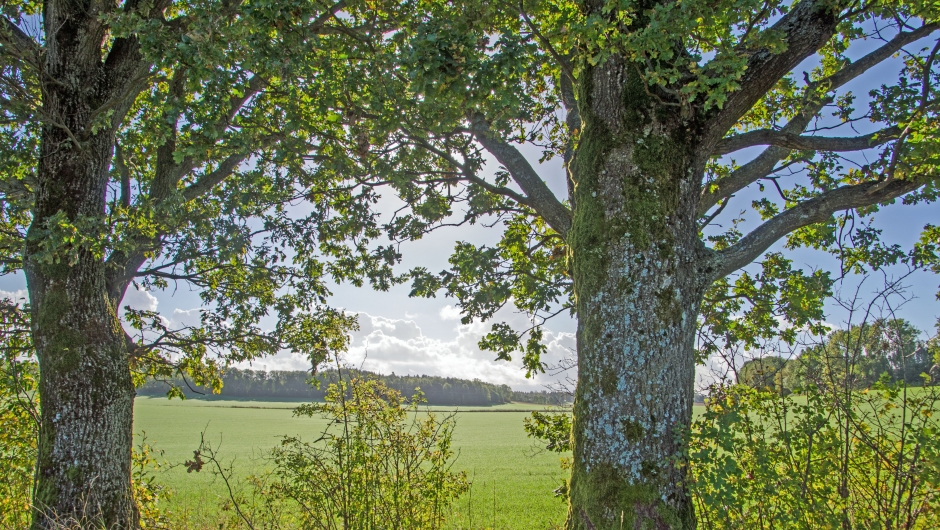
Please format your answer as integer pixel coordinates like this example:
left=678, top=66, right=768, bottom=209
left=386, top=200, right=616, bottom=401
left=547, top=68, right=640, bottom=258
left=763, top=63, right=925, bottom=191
left=23, top=2, right=140, bottom=527
left=565, top=57, right=708, bottom=529
left=25, top=254, right=138, bottom=530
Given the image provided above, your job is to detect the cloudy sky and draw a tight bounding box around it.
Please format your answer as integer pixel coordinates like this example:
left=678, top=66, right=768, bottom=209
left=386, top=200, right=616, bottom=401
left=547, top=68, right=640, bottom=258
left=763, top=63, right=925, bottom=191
left=3, top=29, right=939, bottom=391
left=4, top=139, right=936, bottom=392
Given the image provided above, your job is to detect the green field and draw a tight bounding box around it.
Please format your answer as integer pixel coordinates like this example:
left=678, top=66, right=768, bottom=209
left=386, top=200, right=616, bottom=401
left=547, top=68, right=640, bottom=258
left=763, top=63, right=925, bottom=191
left=134, top=396, right=574, bottom=529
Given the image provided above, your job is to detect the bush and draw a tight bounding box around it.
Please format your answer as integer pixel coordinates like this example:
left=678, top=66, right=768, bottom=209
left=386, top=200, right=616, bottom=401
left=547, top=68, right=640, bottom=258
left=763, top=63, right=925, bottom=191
left=266, top=376, right=469, bottom=529
left=0, top=358, right=37, bottom=529
left=689, top=380, right=940, bottom=529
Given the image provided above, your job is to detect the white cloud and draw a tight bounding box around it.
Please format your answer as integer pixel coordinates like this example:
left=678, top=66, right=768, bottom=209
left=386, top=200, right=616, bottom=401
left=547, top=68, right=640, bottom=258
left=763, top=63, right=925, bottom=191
left=340, top=311, right=575, bottom=390
left=121, top=286, right=158, bottom=312
left=438, top=304, right=462, bottom=321
left=171, top=308, right=203, bottom=327
left=237, top=350, right=316, bottom=372
left=180, top=306, right=574, bottom=391
left=0, top=289, right=27, bottom=304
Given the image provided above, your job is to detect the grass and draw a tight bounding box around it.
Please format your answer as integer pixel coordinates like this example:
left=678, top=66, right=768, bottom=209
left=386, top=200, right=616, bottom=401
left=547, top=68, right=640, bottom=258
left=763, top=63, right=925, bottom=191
left=134, top=396, right=574, bottom=529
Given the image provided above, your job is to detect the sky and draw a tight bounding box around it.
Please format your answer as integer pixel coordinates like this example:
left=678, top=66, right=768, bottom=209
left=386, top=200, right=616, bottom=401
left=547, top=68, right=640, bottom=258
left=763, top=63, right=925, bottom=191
left=2, top=23, right=939, bottom=392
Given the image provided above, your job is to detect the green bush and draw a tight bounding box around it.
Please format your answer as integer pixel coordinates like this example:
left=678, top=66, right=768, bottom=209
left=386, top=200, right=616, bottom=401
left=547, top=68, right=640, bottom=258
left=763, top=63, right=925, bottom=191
left=689, top=381, right=940, bottom=529
left=266, top=376, right=469, bottom=530
left=0, top=358, right=37, bottom=530
left=737, top=356, right=788, bottom=394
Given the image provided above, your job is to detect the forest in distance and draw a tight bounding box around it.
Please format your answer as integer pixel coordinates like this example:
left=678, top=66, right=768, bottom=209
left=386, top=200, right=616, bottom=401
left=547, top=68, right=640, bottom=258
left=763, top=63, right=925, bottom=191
left=736, top=318, right=940, bottom=393
left=137, top=368, right=574, bottom=406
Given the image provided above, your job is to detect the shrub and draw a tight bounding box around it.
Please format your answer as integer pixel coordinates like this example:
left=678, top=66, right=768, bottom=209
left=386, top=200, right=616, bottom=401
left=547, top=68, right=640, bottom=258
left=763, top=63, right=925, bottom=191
left=689, top=380, right=940, bottom=529
left=0, top=358, right=37, bottom=529
left=267, top=376, right=469, bottom=530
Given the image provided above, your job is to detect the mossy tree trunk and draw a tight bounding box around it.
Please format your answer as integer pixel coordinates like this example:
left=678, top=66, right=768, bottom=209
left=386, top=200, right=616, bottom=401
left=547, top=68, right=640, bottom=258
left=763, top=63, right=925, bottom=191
left=25, top=248, right=138, bottom=530
left=22, top=1, right=142, bottom=527
left=565, top=56, right=710, bottom=530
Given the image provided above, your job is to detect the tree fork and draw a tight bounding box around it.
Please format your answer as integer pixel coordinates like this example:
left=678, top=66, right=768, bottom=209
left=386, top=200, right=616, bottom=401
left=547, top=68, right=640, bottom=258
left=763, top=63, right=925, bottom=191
left=23, top=0, right=142, bottom=526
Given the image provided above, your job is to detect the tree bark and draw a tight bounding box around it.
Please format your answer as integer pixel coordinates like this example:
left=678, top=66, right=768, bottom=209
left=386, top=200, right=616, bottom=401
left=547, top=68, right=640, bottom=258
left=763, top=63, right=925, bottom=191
left=565, top=56, right=709, bottom=529
left=23, top=1, right=140, bottom=527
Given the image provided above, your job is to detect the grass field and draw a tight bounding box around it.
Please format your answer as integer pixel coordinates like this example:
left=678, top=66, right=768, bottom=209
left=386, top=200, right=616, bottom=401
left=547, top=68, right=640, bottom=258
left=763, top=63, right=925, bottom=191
left=134, top=396, right=575, bottom=529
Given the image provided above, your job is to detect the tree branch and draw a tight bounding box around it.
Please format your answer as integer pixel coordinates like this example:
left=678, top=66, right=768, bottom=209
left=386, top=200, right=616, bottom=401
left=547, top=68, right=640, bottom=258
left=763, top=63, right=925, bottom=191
left=309, top=0, right=348, bottom=33
left=519, top=0, right=573, bottom=82
left=560, top=64, right=580, bottom=209
left=704, top=0, right=841, bottom=146
left=115, top=142, right=132, bottom=208
left=0, top=16, right=40, bottom=62
left=699, top=103, right=820, bottom=216
left=821, top=23, right=939, bottom=92
left=163, top=74, right=267, bottom=188
left=698, top=24, right=938, bottom=215
left=404, top=133, right=533, bottom=207
left=714, top=125, right=901, bottom=156
left=470, top=114, right=571, bottom=238
left=181, top=151, right=251, bottom=201
left=710, top=178, right=923, bottom=279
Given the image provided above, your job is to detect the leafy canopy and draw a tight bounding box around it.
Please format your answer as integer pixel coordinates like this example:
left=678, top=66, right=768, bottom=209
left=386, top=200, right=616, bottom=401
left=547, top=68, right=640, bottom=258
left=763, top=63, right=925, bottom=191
left=269, top=0, right=940, bottom=376
left=0, top=0, right=425, bottom=390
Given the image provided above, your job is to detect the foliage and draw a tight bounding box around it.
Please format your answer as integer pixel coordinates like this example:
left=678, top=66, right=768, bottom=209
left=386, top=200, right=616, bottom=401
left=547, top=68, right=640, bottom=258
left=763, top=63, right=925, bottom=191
left=692, top=306, right=940, bottom=529
left=736, top=318, right=937, bottom=395
left=133, top=436, right=174, bottom=530
left=0, top=297, right=35, bottom=528
left=0, top=359, right=37, bottom=529
left=737, top=356, right=789, bottom=394
left=792, top=318, right=934, bottom=390
left=0, top=0, right=411, bottom=402
left=524, top=409, right=574, bottom=501
left=265, top=376, right=469, bottom=529
left=689, top=381, right=940, bottom=529
left=268, top=0, right=940, bottom=391
left=524, top=410, right=572, bottom=454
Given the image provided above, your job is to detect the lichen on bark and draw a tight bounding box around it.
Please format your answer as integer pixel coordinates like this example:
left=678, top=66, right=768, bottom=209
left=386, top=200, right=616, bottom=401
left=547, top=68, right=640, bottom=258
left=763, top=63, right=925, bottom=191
left=565, top=57, right=705, bottom=530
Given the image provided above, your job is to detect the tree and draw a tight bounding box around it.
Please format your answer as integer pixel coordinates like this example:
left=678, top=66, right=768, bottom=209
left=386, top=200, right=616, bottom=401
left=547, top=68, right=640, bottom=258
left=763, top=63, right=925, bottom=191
left=737, top=356, right=787, bottom=393
left=791, top=318, right=929, bottom=390
left=0, top=1, right=401, bottom=527
left=306, top=1, right=940, bottom=528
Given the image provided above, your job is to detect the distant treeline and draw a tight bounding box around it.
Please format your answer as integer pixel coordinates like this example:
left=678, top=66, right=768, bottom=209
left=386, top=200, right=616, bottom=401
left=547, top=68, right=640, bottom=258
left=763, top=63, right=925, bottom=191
left=137, top=368, right=572, bottom=406
left=738, top=319, right=939, bottom=394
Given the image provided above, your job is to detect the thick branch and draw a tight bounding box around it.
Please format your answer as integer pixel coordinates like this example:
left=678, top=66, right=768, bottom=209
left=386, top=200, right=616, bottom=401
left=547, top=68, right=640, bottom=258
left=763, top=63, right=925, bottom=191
left=0, top=16, right=40, bottom=60
left=115, top=142, right=132, bottom=208
left=0, top=176, right=32, bottom=201
left=714, top=125, right=900, bottom=156
left=704, top=0, right=840, bottom=145
left=698, top=25, right=939, bottom=216
left=823, top=23, right=939, bottom=92
left=403, top=133, right=534, bottom=207
left=519, top=0, right=573, bottom=82
left=310, top=0, right=348, bottom=33
left=699, top=99, right=822, bottom=215
left=700, top=146, right=789, bottom=216
left=181, top=151, right=250, bottom=201
left=560, top=66, right=580, bottom=209
left=470, top=114, right=571, bottom=238
left=710, top=178, right=922, bottom=279
left=163, top=74, right=267, bottom=188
